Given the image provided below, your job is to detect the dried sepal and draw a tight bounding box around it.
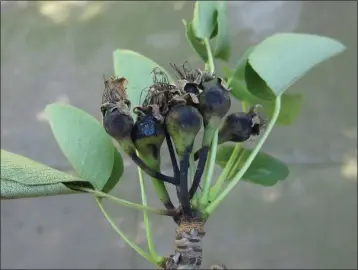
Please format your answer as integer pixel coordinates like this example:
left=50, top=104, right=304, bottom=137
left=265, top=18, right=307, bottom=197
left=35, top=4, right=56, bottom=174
left=133, top=104, right=164, bottom=124
left=170, top=62, right=203, bottom=97
left=102, top=76, right=130, bottom=106
left=168, top=92, right=200, bottom=108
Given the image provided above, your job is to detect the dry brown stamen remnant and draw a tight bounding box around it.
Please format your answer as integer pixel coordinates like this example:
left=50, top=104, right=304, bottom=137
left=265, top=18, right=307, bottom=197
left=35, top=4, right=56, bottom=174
left=102, top=76, right=129, bottom=104
left=141, top=68, right=182, bottom=116
left=170, top=62, right=201, bottom=84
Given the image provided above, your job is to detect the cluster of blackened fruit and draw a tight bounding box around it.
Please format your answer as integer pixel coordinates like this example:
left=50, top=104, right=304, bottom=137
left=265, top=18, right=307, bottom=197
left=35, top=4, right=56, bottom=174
left=100, top=63, right=266, bottom=217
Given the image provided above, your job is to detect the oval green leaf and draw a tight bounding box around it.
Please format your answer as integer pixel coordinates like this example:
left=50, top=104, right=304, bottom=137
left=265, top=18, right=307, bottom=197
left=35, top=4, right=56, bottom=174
left=1, top=149, right=88, bottom=199
left=192, top=1, right=218, bottom=39
left=113, top=49, right=175, bottom=115
left=226, top=46, right=254, bottom=83
left=216, top=145, right=289, bottom=186
left=46, top=104, right=115, bottom=190
left=213, top=1, right=230, bottom=61
left=183, top=20, right=208, bottom=62
left=245, top=63, right=276, bottom=100
left=267, top=93, right=303, bottom=126
left=210, top=21, right=219, bottom=39
left=245, top=33, right=346, bottom=98
left=101, top=149, right=124, bottom=193
left=224, top=67, right=303, bottom=126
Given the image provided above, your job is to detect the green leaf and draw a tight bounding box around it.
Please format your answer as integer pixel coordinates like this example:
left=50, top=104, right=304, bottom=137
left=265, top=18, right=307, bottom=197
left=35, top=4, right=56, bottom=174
left=1, top=149, right=88, bottom=199
left=183, top=20, right=208, bottom=62
left=227, top=46, right=255, bottom=81
left=113, top=49, right=175, bottom=115
left=191, top=1, right=231, bottom=61
left=245, top=64, right=276, bottom=100
left=224, top=68, right=303, bottom=125
left=213, top=1, right=230, bottom=61
left=192, top=1, right=218, bottom=39
left=245, top=33, right=346, bottom=98
left=216, top=145, right=289, bottom=186
left=46, top=104, right=115, bottom=190
left=266, top=93, right=303, bottom=126
left=101, top=149, right=124, bottom=193
left=210, top=21, right=218, bottom=39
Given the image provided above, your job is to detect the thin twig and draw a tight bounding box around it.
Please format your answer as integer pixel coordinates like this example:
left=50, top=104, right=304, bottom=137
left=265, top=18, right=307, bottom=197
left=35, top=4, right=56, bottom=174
left=75, top=186, right=180, bottom=217
left=95, top=197, right=157, bottom=265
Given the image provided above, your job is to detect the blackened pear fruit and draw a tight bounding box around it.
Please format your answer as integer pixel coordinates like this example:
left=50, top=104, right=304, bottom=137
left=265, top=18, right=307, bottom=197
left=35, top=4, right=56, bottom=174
left=131, top=106, right=176, bottom=210
left=101, top=102, right=134, bottom=152
left=101, top=102, right=176, bottom=186
left=131, top=106, right=165, bottom=161
left=198, top=77, right=231, bottom=129
left=165, top=104, right=203, bottom=216
left=218, top=104, right=265, bottom=144
left=218, top=112, right=254, bottom=144
left=165, top=105, right=202, bottom=158
left=189, top=77, right=231, bottom=199
left=193, top=105, right=266, bottom=161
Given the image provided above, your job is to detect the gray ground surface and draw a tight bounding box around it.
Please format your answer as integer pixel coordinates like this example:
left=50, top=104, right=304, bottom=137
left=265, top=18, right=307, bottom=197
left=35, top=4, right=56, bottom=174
left=1, top=1, right=357, bottom=269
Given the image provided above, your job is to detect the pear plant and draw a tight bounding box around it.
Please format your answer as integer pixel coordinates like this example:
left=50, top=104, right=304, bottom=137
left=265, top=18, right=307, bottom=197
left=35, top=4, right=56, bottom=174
left=1, top=1, right=346, bottom=269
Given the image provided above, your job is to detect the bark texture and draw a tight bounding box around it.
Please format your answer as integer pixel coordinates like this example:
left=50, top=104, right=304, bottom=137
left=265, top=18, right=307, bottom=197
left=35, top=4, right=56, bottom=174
left=164, top=215, right=206, bottom=269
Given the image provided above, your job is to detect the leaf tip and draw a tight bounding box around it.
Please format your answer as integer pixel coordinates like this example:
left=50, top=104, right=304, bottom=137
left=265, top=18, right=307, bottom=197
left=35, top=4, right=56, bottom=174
left=44, top=103, right=61, bottom=119
left=113, top=49, right=142, bottom=57
left=44, top=103, right=55, bottom=113
left=332, top=40, right=347, bottom=54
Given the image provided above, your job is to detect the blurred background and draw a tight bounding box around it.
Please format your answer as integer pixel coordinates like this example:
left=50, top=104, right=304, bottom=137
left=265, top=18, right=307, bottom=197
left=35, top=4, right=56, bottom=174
left=1, top=1, right=357, bottom=269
